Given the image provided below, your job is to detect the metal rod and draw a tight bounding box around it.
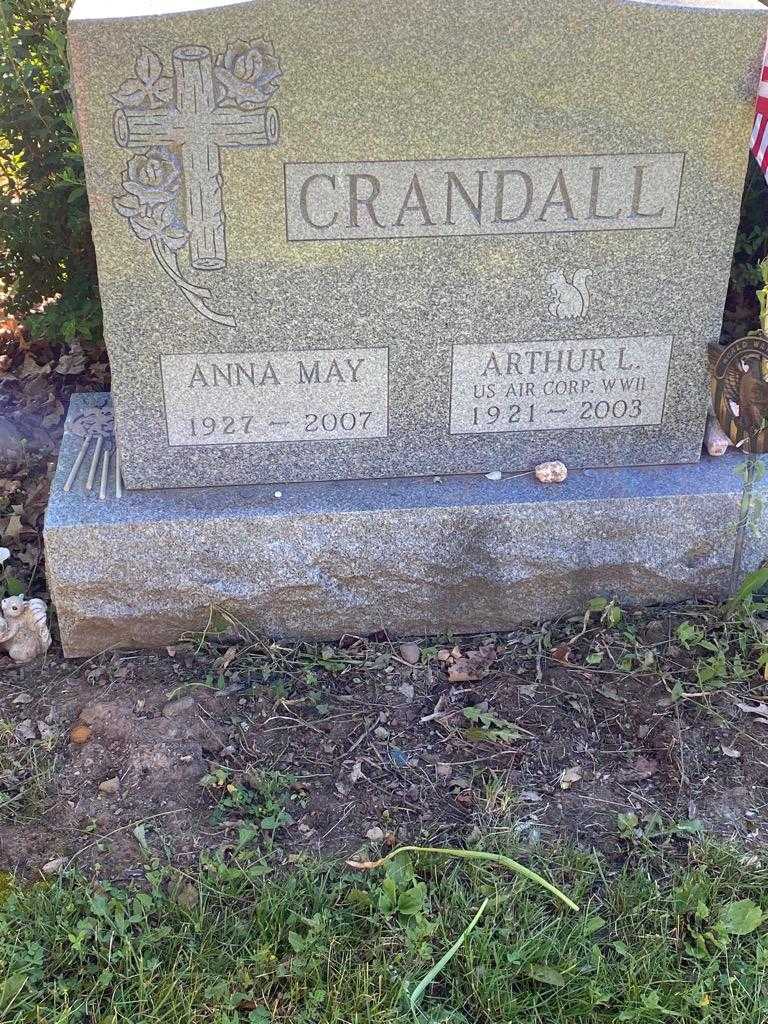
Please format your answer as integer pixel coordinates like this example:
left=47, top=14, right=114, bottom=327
left=63, top=434, right=92, bottom=492
left=115, top=453, right=123, bottom=500
left=85, top=435, right=104, bottom=491
left=99, top=448, right=110, bottom=501
left=730, top=451, right=756, bottom=594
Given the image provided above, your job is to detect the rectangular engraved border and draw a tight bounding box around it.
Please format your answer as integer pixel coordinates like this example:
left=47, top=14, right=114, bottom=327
left=447, top=335, right=674, bottom=436
left=159, top=346, right=390, bottom=449
left=283, top=151, right=686, bottom=243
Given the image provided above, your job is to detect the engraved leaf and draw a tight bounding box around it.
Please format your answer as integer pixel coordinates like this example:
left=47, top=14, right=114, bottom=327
left=135, top=47, right=162, bottom=87
left=129, top=216, right=160, bottom=240
left=132, top=214, right=163, bottom=231
left=112, top=193, right=141, bottom=218
left=153, top=76, right=174, bottom=104
left=111, top=79, right=148, bottom=107
left=161, top=228, right=190, bottom=251
left=159, top=204, right=178, bottom=227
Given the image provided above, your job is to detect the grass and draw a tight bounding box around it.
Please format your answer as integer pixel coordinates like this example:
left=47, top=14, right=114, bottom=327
left=0, top=718, right=57, bottom=824
left=0, top=841, right=767, bottom=1023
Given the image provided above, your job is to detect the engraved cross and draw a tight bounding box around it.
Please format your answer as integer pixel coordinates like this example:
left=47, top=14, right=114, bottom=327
left=113, top=45, right=279, bottom=271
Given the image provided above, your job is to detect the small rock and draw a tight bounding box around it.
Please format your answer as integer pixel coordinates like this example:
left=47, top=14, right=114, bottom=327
left=98, top=776, right=120, bottom=796
left=485, top=470, right=503, bottom=481
left=69, top=723, right=92, bottom=745
left=374, top=726, right=390, bottom=741
left=41, top=857, right=66, bottom=875
left=534, top=460, right=568, bottom=484
left=399, top=642, right=420, bottom=665
left=366, top=826, right=385, bottom=842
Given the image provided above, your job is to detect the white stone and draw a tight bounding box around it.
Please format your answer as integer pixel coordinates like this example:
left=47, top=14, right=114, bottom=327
left=534, top=461, right=568, bottom=484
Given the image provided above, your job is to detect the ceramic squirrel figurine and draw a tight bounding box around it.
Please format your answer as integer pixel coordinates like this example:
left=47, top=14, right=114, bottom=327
left=0, top=594, right=52, bottom=664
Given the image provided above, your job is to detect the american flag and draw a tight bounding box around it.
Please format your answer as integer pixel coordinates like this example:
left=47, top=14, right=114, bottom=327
left=752, top=39, right=768, bottom=179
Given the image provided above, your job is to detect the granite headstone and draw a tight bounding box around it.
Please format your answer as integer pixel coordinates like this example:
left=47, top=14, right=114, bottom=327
left=45, top=0, right=768, bottom=657
left=67, top=0, right=767, bottom=489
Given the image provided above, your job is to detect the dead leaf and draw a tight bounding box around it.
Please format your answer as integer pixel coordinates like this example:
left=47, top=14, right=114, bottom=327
left=41, top=857, right=66, bottom=876
left=18, top=353, right=50, bottom=378
left=36, top=720, right=56, bottom=744
left=55, top=343, right=86, bottom=376
left=551, top=644, right=573, bottom=665
left=219, top=645, right=238, bottom=671
left=721, top=743, right=741, bottom=759
left=349, top=761, right=365, bottom=784
left=735, top=700, right=768, bottom=725
left=447, top=645, right=498, bottom=683
left=619, top=756, right=658, bottom=782
left=3, top=514, right=21, bottom=540
left=520, top=789, right=543, bottom=802
left=174, top=881, right=198, bottom=910
left=559, top=765, right=583, bottom=790
left=14, top=719, right=37, bottom=742
left=398, top=680, right=415, bottom=701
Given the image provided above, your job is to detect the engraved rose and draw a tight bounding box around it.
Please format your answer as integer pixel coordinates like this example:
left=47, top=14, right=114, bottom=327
left=112, top=147, right=189, bottom=251
left=214, top=39, right=282, bottom=109
left=122, top=148, right=181, bottom=207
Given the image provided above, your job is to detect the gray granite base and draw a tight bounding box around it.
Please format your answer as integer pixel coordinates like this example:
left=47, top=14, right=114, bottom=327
left=45, top=395, right=767, bottom=658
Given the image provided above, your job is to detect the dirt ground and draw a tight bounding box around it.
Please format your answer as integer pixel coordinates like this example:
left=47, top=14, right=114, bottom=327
left=2, top=607, right=767, bottom=881
left=1, top=318, right=768, bottom=881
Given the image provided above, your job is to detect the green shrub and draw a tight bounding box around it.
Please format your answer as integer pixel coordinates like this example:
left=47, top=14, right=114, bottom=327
left=722, top=157, right=768, bottom=343
left=0, top=0, right=101, bottom=352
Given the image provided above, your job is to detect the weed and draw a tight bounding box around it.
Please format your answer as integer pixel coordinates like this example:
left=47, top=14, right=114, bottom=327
left=461, top=705, right=524, bottom=744
left=200, top=766, right=296, bottom=841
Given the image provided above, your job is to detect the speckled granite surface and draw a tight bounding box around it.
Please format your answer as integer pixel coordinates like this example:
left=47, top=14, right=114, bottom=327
left=44, top=395, right=766, bottom=657
left=67, top=0, right=767, bottom=489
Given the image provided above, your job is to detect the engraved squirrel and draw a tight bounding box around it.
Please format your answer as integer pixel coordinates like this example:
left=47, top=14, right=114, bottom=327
left=0, top=594, right=51, bottom=664
left=547, top=269, right=592, bottom=320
